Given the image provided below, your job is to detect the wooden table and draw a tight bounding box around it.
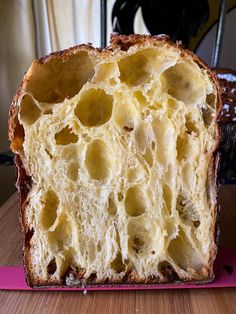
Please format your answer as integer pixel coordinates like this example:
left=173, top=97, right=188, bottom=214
left=0, top=186, right=236, bottom=314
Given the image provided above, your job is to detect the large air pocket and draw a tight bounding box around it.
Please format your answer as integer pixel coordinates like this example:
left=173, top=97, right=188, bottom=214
left=75, top=89, right=113, bottom=127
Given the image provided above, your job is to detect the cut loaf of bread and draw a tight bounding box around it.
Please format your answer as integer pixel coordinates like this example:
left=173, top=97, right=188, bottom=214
left=9, top=35, right=220, bottom=287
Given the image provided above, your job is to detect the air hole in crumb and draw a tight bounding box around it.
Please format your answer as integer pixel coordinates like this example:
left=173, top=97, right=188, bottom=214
left=47, top=258, right=57, bottom=275
left=97, top=242, right=102, bottom=252
left=55, top=126, right=78, bottom=145
left=134, top=91, right=148, bottom=106
left=25, top=51, right=95, bottom=103
left=82, top=134, right=91, bottom=142
left=19, top=94, right=41, bottom=125
left=128, top=219, right=150, bottom=255
left=125, top=186, right=146, bottom=217
left=85, top=140, right=112, bottom=180
left=167, top=98, right=178, bottom=108
left=107, top=194, right=117, bottom=215
left=48, top=214, right=72, bottom=251
left=67, top=161, right=79, bottom=181
left=193, top=220, right=200, bottom=228
left=158, top=260, right=177, bottom=280
left=149, top=103, right=162, bottom=111
left=40, top=190, right=59, bottom=230
left=124, top=125, right=134, bottom=132
left=202, top=107, right=214, bottom=127
left=163, top=184, right=172, bottom=213
left=118, top=192, right=123, bottom=201
left=45, top=148, right=53, bottom=159
left=135, top=122, right=154, bottom=153
left=75, top=89, right=113, bottom=127
left=206, top=93, right=216, bottom=108
left=132, top=237, right=145, bottom=254
left=111, top=252, right=126, bottom=273
left=89, top=273, right=97, bottom=283
left=149, top=105, right=156, bottom=111
left=115, top=100, right=138, bottom=130
left=151, top=141, right=156, bottom=151
left=115, top=227, right=121, bottom=250
left=109, top=78, right=117, bottom=86
left=176, top=135, right=186, bottom=161
left=143, top=148, right=153, bottom=167
left=25, top=228, right=34, bottom=248
left=168, top=229, right=201, bottom=270
left=185, top=116, right=199, bottom=135
left=119, top=53, right=151, bottom=86
left=45, top=109, right=53, bottom=115
left=161, top=63, right=203, bottom=104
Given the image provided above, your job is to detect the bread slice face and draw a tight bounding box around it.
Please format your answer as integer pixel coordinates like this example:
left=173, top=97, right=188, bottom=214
left=9, top=35, right=220, bottom=287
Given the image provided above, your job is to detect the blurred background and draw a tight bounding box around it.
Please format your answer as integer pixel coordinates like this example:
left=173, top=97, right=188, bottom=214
left=0, top=0, right=236, bottom=205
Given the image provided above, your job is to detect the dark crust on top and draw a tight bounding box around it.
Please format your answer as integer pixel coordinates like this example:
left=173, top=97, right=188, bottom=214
left=8, top=34, right=221, bottom=288
left=37, top=43, right=97, bottom=64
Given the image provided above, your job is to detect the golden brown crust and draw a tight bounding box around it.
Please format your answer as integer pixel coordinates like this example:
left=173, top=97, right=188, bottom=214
left=8, top=34, right=221, bottom=288
left=14, top=154, right=32, bottom=286
left=30, top=264, right=214, bottom=288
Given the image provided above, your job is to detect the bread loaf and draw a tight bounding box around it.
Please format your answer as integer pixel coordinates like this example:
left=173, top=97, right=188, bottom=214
left=9, top=35, right=221, bottom=287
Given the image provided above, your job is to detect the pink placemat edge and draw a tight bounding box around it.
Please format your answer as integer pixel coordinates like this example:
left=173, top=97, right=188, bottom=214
left=1, top=248, right=236, bottom=291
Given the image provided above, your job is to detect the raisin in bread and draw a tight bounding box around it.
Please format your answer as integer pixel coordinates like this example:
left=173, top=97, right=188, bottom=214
left=9, top=34, right=221, bottom=287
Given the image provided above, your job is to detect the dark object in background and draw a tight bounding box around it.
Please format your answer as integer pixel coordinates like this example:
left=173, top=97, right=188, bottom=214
left=216, top=68, right=236, bottom=184
left=112, top=0, right=209, bottom=47
left=223, top=264, right=234, bottom=275
left=0, top=151, right=14, bottom=166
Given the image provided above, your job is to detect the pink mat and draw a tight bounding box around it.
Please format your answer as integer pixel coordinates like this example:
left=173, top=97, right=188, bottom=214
left=0, top=248, right=236, bottom=291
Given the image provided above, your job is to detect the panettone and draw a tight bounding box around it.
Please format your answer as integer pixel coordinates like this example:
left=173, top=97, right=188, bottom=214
left=9, top=35, right=220, bottom=287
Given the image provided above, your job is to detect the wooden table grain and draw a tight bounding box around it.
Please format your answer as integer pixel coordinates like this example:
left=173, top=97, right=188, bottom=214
left=0, top=186, right=236, bottom=314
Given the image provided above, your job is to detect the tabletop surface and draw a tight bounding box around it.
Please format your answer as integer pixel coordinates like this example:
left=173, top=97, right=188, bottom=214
left=0, top=185, right=236, bottom=314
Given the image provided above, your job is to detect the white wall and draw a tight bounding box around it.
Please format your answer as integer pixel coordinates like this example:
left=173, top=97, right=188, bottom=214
left=0, top=0, right=36, bottom=205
